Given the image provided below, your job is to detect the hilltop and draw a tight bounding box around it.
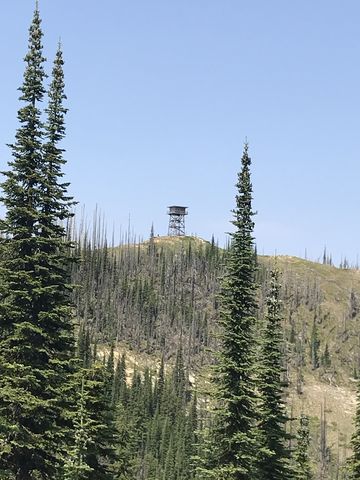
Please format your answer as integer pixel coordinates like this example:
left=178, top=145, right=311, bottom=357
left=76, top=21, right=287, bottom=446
left=72, top=235, right=360, bottom=471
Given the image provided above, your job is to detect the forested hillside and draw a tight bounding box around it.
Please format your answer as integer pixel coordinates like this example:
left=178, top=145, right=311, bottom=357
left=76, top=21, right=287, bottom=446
left=71, top=234, right=223, bottom=364
left=71, top=232, right=360, bottom=477
left=3, top=5, right=360, bottom=480
left=72, top=232, right=360, bottom=380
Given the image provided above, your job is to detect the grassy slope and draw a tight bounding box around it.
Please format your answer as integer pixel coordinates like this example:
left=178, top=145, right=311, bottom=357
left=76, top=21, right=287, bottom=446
left=260, top=255, right=359, bottom=462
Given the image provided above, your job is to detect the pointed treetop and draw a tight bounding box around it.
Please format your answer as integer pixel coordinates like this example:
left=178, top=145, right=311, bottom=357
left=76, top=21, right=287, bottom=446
left=20, top=0, right=46, bottom=104
left=33, top=1, right=41, bottom=25
left=29, top=0, right=43, bottom=38
left=231, top=140, right=255, bottom=233
left=241, top=139, right=250, bottom=167
left=54, top=42, right=64, bottom=65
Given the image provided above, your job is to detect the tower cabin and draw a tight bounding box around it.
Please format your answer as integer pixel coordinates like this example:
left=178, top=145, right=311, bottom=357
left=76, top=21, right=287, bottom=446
left=167, top=206, right=188, bottom=236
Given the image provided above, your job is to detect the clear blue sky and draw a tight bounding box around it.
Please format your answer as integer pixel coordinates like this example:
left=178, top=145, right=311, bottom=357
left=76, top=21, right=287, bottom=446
left=1, top=1, right=360, bottom=264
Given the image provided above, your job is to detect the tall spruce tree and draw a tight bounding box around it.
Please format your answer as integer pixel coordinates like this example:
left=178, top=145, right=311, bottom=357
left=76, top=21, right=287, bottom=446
left=206, top=142, right=259, bottom=479
left=0, top=6, right=75, bottom=478
left=257, top=269, right=294, bottom=479
left=40, top=38, right=77, bottom=463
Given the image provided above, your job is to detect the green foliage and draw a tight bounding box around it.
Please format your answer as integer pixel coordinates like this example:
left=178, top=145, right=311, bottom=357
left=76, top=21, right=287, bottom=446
left=71, top=232, right=225, bottom=364
left=350, top=381, right=360, bottom=478
left=64, top=378, right=94, bottom=480
left=204, top=143, right=259, bottom=479
left=66, top=352, right=119, bottom=480
left=321, top=343, right=331, bottom=368
left=294, top=415, right=312, bottom=480
left=81, top=362, right=118, bottom=480
left=3, top=7, right=360, bottom=480
left=0, top=7, right=75, bottom=478
left=114, top=351, right=198, bottom=480
left=112, top=354, right=127, bottom=407
left=77, top=322, right=92, bottom=369
left=257, top=269, right=294, bottom=479
left=310, top=320, right=320, bottom=370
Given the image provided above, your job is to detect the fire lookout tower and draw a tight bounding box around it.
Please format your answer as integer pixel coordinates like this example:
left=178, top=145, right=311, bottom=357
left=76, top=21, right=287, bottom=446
left=167, top=206, right=188, bottom=236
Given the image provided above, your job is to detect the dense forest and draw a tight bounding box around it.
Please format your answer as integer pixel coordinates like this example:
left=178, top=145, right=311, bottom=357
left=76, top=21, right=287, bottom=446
left=2, top=6, right=360, bottom=480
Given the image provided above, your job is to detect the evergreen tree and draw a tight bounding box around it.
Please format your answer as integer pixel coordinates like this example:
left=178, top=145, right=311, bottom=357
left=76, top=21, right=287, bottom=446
left=115, top=398, right=138, bottom=479
left=42, top=43, right=75, bottom=230
left=183, top=391, right=198, bottom=480
left=294, top=415, right=312, bottom=480
left=64, top=378, right=94, bottom=480
left=172, top=343, right=186, bottom=403
left=310, top=320, right=320, bottom=370
left=257, top=269, right=294, bottom=479
left=111, top=353, right=197, bottom=480
left=321, top=343, right=331, bottom=368
left=0, top=6, right=75, bottom=478
left=154, top=354, right=165, bottom=410
left=105, top=344, right=115, bottom=404
left=77, top=323, right=92, bottom=369
left=112, top=353, right=127, bottom=407
left=205, top=142, right=259, bottom=479
left=82, top=362, right=119, bottom=480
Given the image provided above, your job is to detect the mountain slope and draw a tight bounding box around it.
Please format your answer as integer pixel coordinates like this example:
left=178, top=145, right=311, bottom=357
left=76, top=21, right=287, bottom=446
left=72, top=235, right=360, bottom=473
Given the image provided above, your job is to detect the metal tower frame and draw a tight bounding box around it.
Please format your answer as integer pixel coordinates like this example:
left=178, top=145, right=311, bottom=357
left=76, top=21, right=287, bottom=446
left=167, top=206, right=188, bottom=236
